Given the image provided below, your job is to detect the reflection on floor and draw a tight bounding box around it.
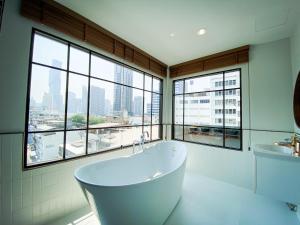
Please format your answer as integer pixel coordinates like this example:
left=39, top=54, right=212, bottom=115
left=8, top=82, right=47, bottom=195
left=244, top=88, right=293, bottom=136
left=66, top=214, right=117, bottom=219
left=49, top=172, right=300, bottom=225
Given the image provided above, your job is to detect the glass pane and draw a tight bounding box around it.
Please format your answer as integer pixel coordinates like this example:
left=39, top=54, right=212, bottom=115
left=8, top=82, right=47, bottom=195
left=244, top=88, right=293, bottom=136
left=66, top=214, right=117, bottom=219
left=144, top=92, right=151, bottom=125
left=112, top=84, right=134, bottom=125
left=67, top=74, right=88, bottom=129
left=152, top=125, right=161, bottom=140
left=184, top=92, right=223, bottom=127
left=120, top=85, right=133, bottom=121
left=89, top=79, right=107, bottom=128
left=65, top=130, right=86, bottom=158
left=26, top=131, right=64, bottom=165
left=174, top=80, right=184, bottom=94
left=89, top=79, right=144, bottom=128
left=121, top=126, right=142, bottom=147
left=131, top=88, right=143, bottom=125
left=88, top=128, right=121, bottom=153
left=225, top=70, right=240, bottom=89
left=33, top=33, right=68, bottom=69
left=153, top=78, right=161, bottom=93
left=91, top=54, right=116, bottom=82
left=225, top=129, right=241, bottom=149
left=174, top=95, right=183, bottom=124
left=145, top=75, right=152, bottom=91
left=69, top=46, right=89, bottom=75
left=151, top=93, right=161, bottom=124
left=225, top=89, right=240, bottom=127
left=143, top=126, right=151, bottom=142
left=28, top=64, right=66, bottom=132
left=184, top=126, right=223, bottom=146
left=174, top=125, right=183, bottom=140
left=122, top=67, right=144, bottom=88
left=185, top=73, right=223, bottom=93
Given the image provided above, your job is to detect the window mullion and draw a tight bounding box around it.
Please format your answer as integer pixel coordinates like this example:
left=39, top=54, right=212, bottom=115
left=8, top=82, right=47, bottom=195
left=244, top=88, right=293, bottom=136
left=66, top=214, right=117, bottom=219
left=183, top=79, right=185, bottom=140
left=63, top=43, right=71, bottom=160
left=150, top=76, right=153, bottom=141
left=85, top=51, right=92, bottom=156
left=222, top=72, right=225, bottom=148
left=142, top=73, right=145, bottom=134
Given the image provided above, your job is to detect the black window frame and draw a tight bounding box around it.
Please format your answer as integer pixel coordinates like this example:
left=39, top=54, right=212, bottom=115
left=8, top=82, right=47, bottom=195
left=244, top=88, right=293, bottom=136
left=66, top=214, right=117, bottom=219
left=172, top=68, right=242, bottom=151
left=24, top=28, right=163, bottom=169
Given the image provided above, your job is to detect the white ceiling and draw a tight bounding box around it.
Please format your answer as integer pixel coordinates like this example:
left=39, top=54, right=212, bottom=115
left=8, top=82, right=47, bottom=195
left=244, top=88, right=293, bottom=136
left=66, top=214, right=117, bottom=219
left=55, top=0, right=300, bottom=65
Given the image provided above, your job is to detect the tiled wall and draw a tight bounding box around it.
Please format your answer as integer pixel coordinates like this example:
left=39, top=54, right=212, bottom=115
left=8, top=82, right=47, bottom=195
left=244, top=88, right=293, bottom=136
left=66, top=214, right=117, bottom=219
left=0, top=133, right=134, bottom=225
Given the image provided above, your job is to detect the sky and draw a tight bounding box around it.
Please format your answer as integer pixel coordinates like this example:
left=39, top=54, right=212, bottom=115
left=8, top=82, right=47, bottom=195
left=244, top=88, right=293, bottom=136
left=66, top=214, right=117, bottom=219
left=30, top=33, right=158, bottom=105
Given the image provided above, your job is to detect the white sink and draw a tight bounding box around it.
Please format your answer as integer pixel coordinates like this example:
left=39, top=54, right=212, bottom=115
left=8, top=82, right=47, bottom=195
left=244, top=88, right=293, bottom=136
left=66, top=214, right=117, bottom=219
left=254, top=145, right=293, bottom=156
left=253, top=144, right=297, bottom=160
left=253, top=144, right=300, bottom=205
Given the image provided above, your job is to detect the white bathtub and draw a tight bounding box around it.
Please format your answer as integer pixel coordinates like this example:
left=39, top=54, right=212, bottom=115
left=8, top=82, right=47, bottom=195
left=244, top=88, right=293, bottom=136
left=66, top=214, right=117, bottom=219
left=74, top=141, right=187, bottom=225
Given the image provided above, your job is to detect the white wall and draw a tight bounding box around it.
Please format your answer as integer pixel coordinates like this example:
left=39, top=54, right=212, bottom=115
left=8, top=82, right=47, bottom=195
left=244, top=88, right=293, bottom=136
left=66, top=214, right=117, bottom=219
left=291, top=22, right=300, bottom=133
left=169, top=38, right=294, bottom=190
left=249, top=39, right=293, bottom=132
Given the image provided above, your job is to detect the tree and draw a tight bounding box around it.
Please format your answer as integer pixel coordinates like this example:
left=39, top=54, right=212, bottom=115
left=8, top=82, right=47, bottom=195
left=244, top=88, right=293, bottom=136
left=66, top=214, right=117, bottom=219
left=89, top=116, right=105, bottom=125
left=71, top=114, right=86, bottom=125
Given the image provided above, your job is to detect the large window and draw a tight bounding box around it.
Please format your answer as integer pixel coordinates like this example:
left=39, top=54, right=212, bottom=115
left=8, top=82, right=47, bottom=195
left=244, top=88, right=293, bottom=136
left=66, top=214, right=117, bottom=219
left=25, top=29, right=163, bottom=167
left=172, top=69, right=242, bottom=150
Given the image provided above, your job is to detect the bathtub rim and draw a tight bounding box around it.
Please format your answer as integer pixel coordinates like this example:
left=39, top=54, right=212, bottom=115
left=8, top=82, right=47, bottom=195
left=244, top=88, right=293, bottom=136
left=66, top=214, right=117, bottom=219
left=74, top=140, right=187, bottom=188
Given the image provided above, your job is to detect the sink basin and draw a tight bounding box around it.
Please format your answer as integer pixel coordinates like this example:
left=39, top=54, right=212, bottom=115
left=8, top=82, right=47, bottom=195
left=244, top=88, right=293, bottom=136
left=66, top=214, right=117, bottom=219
left=255, top=144, right=293, bottom=155
left=253, top=144, right=298, bottom=161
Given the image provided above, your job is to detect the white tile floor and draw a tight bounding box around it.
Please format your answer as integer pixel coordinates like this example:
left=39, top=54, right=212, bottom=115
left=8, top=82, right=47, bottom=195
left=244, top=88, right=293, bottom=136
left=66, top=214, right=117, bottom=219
left=50, top=172, right=300, bottom=225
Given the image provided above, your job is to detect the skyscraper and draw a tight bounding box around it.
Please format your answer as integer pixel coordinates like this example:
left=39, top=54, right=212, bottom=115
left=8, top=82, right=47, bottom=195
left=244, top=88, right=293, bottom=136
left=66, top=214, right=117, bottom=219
left=48, top=59, right=63, bottom=112
left=67, top=91, right=77, bottom=113
left=113, top=65, right=133, bottom=116
left=133, top=96, right=143, bottom=115
left=90, top=86, right=105, bottom=116
left=105, top=99, right=112, bottom=115
left=82, top=86, right=88, bottom=113
left=152, top=94, right=160, bottom=115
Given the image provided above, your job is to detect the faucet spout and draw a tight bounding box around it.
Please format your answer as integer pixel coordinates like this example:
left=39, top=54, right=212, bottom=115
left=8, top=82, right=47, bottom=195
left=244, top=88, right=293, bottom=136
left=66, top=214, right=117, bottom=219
left=275, top=133, right=300, bottom=157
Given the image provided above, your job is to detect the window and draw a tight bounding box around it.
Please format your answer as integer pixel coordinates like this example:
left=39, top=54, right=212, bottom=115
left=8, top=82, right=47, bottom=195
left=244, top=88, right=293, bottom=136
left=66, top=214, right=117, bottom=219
left=25, top=29, right=163, bottom=167
left=172, top=69, right=242, bottom=150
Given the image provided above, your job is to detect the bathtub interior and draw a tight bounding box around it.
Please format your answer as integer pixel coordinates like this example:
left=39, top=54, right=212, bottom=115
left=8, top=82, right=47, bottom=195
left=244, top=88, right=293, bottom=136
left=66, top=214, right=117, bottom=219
left=74, top=141, right=187, bottom=187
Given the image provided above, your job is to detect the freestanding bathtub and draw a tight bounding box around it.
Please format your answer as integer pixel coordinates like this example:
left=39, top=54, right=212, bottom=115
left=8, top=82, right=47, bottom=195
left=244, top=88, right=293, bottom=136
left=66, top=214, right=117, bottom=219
left=74, top=141, right=187, bottom=225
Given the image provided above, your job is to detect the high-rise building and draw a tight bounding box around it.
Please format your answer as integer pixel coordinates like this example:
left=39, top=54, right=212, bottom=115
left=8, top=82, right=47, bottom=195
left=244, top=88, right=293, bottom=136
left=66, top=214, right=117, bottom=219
left=174, top=74, right=240, bottom=127
left=174, top=80, right=184, bottom=93
left=67, top=92, right=82, bottom=114
left=133, top=96, right=143, bottom=115
left=82, top=86, right=88, bottom=113
left=146, top=94, right=160, bottom=114
left=67, top=91, right=77, bottom=113
left=152, top=94, right=160, bottom=115
left=48, top=59, right=63, bottom=112
left=90, top=86, right=105, bottom=116
left=113, top=65, right=133, bottom=115
left=105, top=99, right=112, bottom=115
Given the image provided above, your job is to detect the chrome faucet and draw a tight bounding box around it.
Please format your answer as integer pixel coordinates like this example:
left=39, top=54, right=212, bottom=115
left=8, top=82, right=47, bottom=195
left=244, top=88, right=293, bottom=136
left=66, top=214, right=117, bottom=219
left=132, top=131, right=149, bottom=154
left=140, top=131, right=149, bottom=151
left=132, top=140, right=140, bottom=154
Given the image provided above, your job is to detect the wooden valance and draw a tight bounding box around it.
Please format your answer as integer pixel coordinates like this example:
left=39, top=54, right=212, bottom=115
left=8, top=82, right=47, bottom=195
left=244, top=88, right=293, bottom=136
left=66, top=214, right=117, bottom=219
left=169, top=45, right=249, bottom=78
left=21, top=0, right=168, bottom=77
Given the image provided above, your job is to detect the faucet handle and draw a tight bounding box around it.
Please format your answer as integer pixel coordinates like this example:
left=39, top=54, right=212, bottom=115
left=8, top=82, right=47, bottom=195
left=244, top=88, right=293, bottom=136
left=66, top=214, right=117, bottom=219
left=133, top=140, right=139, bottom=144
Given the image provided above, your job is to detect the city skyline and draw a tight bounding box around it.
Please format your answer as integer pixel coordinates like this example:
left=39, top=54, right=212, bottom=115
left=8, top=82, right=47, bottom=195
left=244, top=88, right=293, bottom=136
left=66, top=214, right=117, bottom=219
left=29, top=59, right=161, bottom=128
